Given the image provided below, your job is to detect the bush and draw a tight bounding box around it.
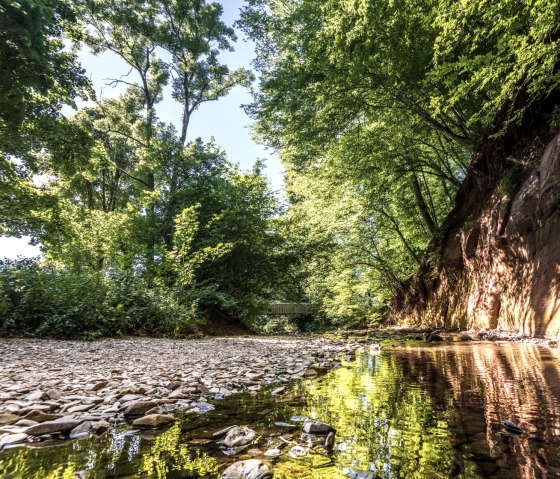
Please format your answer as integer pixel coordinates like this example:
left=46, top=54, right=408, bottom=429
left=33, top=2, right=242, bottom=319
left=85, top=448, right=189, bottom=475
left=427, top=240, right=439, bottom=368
left=0, top=259, right=200, bottom=339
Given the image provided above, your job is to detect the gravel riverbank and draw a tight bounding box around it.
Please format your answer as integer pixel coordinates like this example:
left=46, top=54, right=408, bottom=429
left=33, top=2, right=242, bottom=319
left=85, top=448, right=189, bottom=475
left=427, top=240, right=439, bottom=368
left=0, top=336, right=357, bottom=448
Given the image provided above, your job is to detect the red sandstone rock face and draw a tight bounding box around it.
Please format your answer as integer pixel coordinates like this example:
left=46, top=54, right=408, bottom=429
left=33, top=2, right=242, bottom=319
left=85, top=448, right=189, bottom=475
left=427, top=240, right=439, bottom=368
left=416, top=131, right=560, bottom=337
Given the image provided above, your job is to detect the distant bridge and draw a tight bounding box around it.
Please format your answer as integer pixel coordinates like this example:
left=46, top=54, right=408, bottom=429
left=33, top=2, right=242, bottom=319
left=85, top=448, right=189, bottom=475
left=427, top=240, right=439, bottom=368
left=266, top=303, right=309, bottom=315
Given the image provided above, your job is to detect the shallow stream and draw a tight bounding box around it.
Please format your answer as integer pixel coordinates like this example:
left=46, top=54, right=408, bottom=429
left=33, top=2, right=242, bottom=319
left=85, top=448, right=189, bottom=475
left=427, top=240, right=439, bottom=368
left=2, top=340, right=560, bottom=478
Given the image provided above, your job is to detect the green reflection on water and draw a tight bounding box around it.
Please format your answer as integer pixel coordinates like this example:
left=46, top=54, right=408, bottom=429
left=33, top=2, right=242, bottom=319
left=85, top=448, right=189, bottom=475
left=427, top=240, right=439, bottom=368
left=2, top=343, right=560, bottom=478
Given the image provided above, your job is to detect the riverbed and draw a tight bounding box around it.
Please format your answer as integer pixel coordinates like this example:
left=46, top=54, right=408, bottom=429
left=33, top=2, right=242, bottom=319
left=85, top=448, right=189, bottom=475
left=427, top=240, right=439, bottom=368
left=1, top=338, right=560, bottom=478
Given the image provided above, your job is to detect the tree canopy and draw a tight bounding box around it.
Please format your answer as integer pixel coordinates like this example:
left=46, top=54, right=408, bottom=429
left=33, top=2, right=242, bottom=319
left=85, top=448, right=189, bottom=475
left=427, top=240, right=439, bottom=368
left=1, top=0, right=560, bottom=336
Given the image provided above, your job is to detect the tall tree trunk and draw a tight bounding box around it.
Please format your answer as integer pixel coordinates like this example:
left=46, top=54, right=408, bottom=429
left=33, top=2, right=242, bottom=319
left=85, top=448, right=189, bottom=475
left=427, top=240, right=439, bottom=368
left=410, top=173, right=437, bottom=236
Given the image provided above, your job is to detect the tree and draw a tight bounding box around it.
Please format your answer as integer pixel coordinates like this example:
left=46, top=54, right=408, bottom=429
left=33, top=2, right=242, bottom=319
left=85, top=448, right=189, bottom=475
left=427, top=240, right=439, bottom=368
left=238, top=0, right=560, bottom=324
left=0, top=0, right=91, bottom=237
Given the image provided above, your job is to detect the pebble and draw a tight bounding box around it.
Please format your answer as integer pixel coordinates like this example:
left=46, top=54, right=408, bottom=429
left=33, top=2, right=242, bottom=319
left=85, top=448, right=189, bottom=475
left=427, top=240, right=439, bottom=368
left=25, top=417, right=81, bottom=436
left=220, top=459, right=274, bottom=479
left=123, top=400, right=158, bottom=418
left=132, top=414, right=175, bottom=429
left=223, top=426, right=257, bottom=447
left=0, top=337, right=356, bottom=446
left=0, top=433, right=28, bottom=448
left=302, top=421, right=335, bottom=435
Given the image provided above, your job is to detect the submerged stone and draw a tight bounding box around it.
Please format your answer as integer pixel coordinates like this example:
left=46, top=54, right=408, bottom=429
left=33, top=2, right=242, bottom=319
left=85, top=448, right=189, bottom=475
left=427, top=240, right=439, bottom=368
left=302, top=421, right=335, bottom=435
left=223, top=426, right=257, bottom=447
left=220, top=459, right=274, bottom=479
left=342, top=468, right=377, bottom=479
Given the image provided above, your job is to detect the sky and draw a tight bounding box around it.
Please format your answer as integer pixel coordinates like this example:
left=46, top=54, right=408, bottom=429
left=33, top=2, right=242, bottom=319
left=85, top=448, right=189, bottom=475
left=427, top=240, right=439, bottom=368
left=0, top=0, right=283, bottom=260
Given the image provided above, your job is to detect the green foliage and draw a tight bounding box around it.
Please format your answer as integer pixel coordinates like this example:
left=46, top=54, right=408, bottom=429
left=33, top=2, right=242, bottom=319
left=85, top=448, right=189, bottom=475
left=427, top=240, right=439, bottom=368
left=0, top=0, right=290, bottom=338
left=0, top=259, right=198, bottom=339
left=238, top=0, right=560, bottom=327
left=4, top=0, right=559, bottom=335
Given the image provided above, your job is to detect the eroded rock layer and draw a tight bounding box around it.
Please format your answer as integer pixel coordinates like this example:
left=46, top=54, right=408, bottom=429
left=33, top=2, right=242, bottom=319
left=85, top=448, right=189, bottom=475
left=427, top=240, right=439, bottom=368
left=399, top=129, right=560, bottom=337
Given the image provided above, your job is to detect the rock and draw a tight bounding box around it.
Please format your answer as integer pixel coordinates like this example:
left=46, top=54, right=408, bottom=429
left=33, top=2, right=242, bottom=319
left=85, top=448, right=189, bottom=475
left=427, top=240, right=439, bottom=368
left=425, top=331, right=444, bottom=342
left=120, top=394, right=143, bottom=402
left=92, top=380, right=109, bottom=391
left=459, top=334, right=473, bottom=341
left=223, top=426, right=257, bottom=448
left=45, top=389, right=62, bottom=400
left=189, top=401, right=215, bottom=414
left=290, top=415, right=308, bottom=423
left=263, top=448, right=281, bottom=457
left=213, top=425, right=237, bottom=438
left=25, top=417, right=81, bottom=436
left=169, top=388, right=190, bottom=399
left=271, top=387, right=285, bottom=396
left=303, top=368, right=318, bottom=378
left=287, top=445, right=308, bottom=459
left=0, top=433, right=28, bottom=448
left=26, top=390, right=47, bottom=402
left=342, top=468, right=377, bottom=479
left=14, top=419, right=38, bottom=427
left=324, top=431, right=335, bottom=451
left=302, top=421, right=335, bottom=436
left=92, top=420, right=110, bottom=434
left=246, top=372, right=264, bottom=381
left=132, top=414, right=175, bottom=429
left=0, top=413, right=20, bottom=426
left=220, top=459, right=274, bottom=479
left=145, top=406, right=160, bottom=415
left=548, top=340, right=558, bottom=348
left=70, top=421, right=93, bottom=438
left=273, top=422, right=296, bottom=428
left=68, top=404, right=94, bottom=413
left=123, top=400, right=158, bottom=418
left=168, top=380, right=182, bottom=391
left=23, top=411, right=61, bottom=423
left=503, top=420, right=524, bottom=435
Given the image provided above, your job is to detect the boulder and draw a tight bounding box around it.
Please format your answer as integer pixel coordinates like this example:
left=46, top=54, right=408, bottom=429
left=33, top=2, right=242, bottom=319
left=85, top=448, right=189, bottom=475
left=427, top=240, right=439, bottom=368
left=169, top=388, right=190, bottom=399
left=223, top=426, right=257, bottom=448
left=220, top=459, right=274, bottom=479
left=263, top=448, right=280, bottom=457
left=25, top=417, right=81, bottom=436
left=14, top=419, right=38, bottom=427
left=123, top=400, right=158, bottom=418
left=91, top=380, right=109, bottom=391
left=167, top=380, right=182, bottom=391
left=132, top=414, right=175, bottom=429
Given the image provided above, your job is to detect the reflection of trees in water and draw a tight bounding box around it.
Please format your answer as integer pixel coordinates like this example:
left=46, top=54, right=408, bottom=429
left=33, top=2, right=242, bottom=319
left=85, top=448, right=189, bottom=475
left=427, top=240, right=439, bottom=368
left=395, top=344, right=560, bottom=478
left=0, top=423, right=219, bottom=478
left=3, top=344, right=560, bottom=479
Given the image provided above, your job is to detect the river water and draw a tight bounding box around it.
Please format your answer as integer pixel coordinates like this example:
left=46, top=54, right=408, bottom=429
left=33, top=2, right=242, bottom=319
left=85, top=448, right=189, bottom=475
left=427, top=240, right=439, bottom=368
left=1, top=341, right=560, bottom=478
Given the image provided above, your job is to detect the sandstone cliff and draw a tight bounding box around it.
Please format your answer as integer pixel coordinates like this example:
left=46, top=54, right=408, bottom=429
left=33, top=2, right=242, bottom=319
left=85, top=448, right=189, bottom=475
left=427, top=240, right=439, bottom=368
left=397, top=101, right=560, bottom=337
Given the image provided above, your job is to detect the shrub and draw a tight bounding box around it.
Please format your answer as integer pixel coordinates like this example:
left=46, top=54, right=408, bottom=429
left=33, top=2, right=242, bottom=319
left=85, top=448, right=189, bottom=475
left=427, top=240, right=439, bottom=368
left=0, top=259, right=200, bottom=339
